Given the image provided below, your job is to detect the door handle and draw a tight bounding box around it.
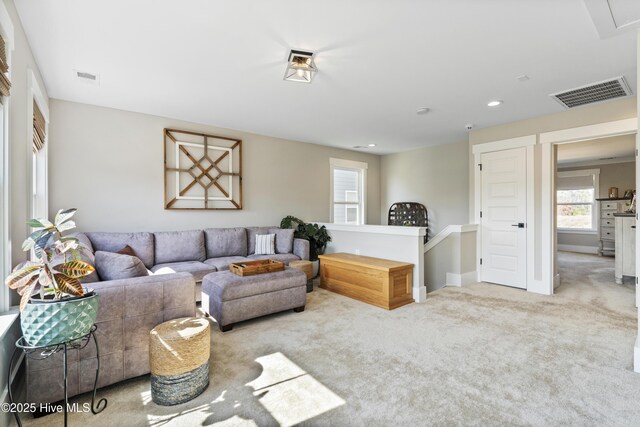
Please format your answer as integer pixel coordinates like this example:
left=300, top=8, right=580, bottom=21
left=511, top=223, right=525, bottom=228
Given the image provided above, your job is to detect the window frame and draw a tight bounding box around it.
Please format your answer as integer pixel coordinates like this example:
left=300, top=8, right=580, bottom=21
left=329, top=158, right=368, bottom=225
left=0, top=8, right=12, bottom=314
left=556, top=169, right=600, bottom=234
left=28, top=70, right=49, bottom=223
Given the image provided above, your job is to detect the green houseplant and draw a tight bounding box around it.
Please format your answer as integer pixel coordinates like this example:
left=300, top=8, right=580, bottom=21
left=5, top=208, right=99, bottom=346
left=280, top=215, right=332, bottom=261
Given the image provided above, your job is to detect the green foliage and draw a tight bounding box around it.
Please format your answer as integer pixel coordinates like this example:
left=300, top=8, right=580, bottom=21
left=280, top=215, right=332, bottom=261
left=5, top=208, right=94, bottom=311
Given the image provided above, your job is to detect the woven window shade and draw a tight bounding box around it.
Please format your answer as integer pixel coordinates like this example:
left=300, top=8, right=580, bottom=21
left=33, top=101, right=46, bottom=153
left=0, top=34, right=10, bottom=97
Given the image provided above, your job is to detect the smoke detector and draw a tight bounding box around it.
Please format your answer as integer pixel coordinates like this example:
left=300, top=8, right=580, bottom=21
left=550, top=76, right=631, bottom=109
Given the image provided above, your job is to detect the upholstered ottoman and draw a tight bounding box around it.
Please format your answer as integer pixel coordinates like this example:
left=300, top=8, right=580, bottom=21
left=150, top=318, right=210, bottom=405
left=202, top=267, right=307, bottom=332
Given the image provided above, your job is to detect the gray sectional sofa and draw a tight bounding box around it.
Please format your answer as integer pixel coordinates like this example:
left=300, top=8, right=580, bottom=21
left=25, top=226, right=309, bottom=407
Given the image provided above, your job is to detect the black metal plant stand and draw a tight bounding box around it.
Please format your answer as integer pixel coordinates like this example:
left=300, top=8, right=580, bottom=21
left=7, top=324, right=107, bottom=427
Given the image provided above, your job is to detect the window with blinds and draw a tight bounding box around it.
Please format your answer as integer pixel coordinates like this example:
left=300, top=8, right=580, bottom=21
left=33, top=101, right=46, bottom=153
left=557, top=169, right=599, bottom=231
left=0, top=34, right=10, bottom=97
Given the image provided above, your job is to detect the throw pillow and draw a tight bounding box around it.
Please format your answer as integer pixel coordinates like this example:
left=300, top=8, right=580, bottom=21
left=94, top=251, right=149, bottom=281
left=116, top=245, right=137, bottom=257
left=254, top=234, right=275, bottom=255
left=269, top=228, right=295, bottom=254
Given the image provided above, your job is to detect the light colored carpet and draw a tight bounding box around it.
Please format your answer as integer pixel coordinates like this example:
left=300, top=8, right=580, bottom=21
left=19, top=251, right=640, bottom=426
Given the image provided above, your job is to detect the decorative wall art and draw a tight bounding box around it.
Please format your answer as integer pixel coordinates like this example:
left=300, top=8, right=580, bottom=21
left=164, top=128, right=242, bottom=210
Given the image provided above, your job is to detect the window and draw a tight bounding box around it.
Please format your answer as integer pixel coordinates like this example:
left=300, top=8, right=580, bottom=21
left=556, top=169, right=599, bottom=232
left=29, top=72, right=49, bottom=225
left=330, top=158, right=367, bottom=225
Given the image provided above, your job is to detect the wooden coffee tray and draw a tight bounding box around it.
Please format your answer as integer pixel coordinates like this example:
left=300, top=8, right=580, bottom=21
left=229, top=259, right=285, bottom=276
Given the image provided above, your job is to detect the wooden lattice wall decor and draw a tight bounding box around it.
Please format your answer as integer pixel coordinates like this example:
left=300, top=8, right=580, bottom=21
left=164, top=128, right=242, bottom=210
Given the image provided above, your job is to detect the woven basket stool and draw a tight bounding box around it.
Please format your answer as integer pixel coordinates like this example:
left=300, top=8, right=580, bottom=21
left=150, top=317, right=210, bottom=406
left=289, top=260, right=313, bottom=293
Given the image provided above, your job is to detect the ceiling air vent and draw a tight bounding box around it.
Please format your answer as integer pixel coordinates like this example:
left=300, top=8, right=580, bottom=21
left=74, top=69, right=100, bottom=85
left=550, top=76, right=631, bottom=109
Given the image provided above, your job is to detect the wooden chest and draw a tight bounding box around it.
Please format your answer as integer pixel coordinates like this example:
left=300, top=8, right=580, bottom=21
left=318, top=253, right=414, bottom=310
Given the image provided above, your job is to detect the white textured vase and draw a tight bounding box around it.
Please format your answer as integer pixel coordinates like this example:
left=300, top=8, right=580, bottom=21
left=311, top=260, right=320, bottom=278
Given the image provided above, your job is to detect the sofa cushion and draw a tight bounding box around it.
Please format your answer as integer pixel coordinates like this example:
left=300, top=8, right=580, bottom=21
left=154, top=230, right=205, bottom=264
left=246, top=227, right=272, bottom=255
left=248, top=253, right=301, bottom=265
left=204, top=227, right=247, bottom=258
left=95, top=251, right=149, bottom=281
left=74, top=233, right=99, bottom=284
left=86, top=232, right=155, bottom=268
left=204, top=256, right=252, bottom=271
left=269, top=228, right=295, bottom=254
left=150, top=261, right=216, bottom=283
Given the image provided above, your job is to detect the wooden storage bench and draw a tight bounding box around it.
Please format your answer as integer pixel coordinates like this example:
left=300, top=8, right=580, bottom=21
left=318, top=253, right=414, bottom=310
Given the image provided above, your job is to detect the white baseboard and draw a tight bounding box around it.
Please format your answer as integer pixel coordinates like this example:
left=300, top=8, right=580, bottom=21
left=413, top=286, right=427, bottom=302
left=554, top=273, right=561, bottom=289
left=446, top=271, right=477, bottom=287
left=635, top=336, right=640, bottom=373
left=557, top=244, right=599, bottom=254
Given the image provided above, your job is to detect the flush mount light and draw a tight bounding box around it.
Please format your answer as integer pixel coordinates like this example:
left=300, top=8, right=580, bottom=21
left=487, top=100, right=503, bottom=107
left=284, top=50, right=317, bottom=83
left=368, top=143, right=376, bottom=147
left=416, top=107, right=430, bottom=115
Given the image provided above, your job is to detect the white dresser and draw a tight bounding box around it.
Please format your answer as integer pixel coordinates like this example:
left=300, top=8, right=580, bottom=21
left=614, top=213, right=636, bottom=284
left=598, top=199, right=629, bottom=256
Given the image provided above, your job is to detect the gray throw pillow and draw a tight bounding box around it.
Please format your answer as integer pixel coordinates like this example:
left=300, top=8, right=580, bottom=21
left=94, top=251, right=149, bottom=281
left=269, top=228, right=295, bottom=254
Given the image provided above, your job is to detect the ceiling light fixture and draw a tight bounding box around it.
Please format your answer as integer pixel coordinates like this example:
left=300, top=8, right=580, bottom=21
left=416, top=107, right=430, bottom=115
left=368, top=143, right=376, bottom=147
left=487, top=100, right=503, bottom=107
left=284, top=50, right=317, bottom=83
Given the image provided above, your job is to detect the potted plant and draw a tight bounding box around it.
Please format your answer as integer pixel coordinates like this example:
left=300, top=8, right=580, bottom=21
left=5, top=208, right=99, bottom=347
left=280, top=216, right=332, bottom=277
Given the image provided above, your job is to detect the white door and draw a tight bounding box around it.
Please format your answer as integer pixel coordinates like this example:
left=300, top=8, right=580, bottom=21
left=481, top=147, right=527, bottom=289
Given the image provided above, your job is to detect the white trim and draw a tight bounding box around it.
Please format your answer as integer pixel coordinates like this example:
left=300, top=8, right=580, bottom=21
left=539, top=118, right=637, bottom=145
left=540, top=118, right=637, bottom=298
left=27, top=70, right=49, bottom=224
left=424, top=224, right=477, bottom=253
left=446, top=271, right=478, bottom=287
left=319, top=222, right=426, bottom=236
left=329, top=157, right=368, bottom=170
left=557, top=168, right=601, bottom=178
left=473, top=137, right=536, bottom=293
left=559, top=156, right=635, bottom=168
left=557, top=244, right=599, bottom=254
left=471, top=135, right=536, bottom=155
left=634, top=336, right=640, bottom=373
left=329, top=158, right=368, bottom=225
left=0, top=5, right=12, bottom=314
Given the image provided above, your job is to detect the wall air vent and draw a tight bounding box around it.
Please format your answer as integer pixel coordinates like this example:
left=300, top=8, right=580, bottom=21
left=550, top=76, right=631, bottom=109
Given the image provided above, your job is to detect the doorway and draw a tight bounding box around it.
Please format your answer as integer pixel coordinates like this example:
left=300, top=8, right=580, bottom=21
left=554, top=134, right=636, bottom=293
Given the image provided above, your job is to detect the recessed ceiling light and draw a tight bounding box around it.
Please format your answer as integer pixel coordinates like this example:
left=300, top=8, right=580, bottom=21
left=416, top=107, right=430, bottom=115
left=368, top=143, right=376, bottom=147
left=487, top=100, right=503, bottom=107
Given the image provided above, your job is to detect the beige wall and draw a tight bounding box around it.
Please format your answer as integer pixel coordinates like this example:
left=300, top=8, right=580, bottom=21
left=469, top=96, right=637, bottom=283
left=381, top=141, right=469, bottom=236
left=557, top=161, right=635, bottom=248
left=48, top=100, right=381, bottom=233
left=6, top=0, right=49, bottom=266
